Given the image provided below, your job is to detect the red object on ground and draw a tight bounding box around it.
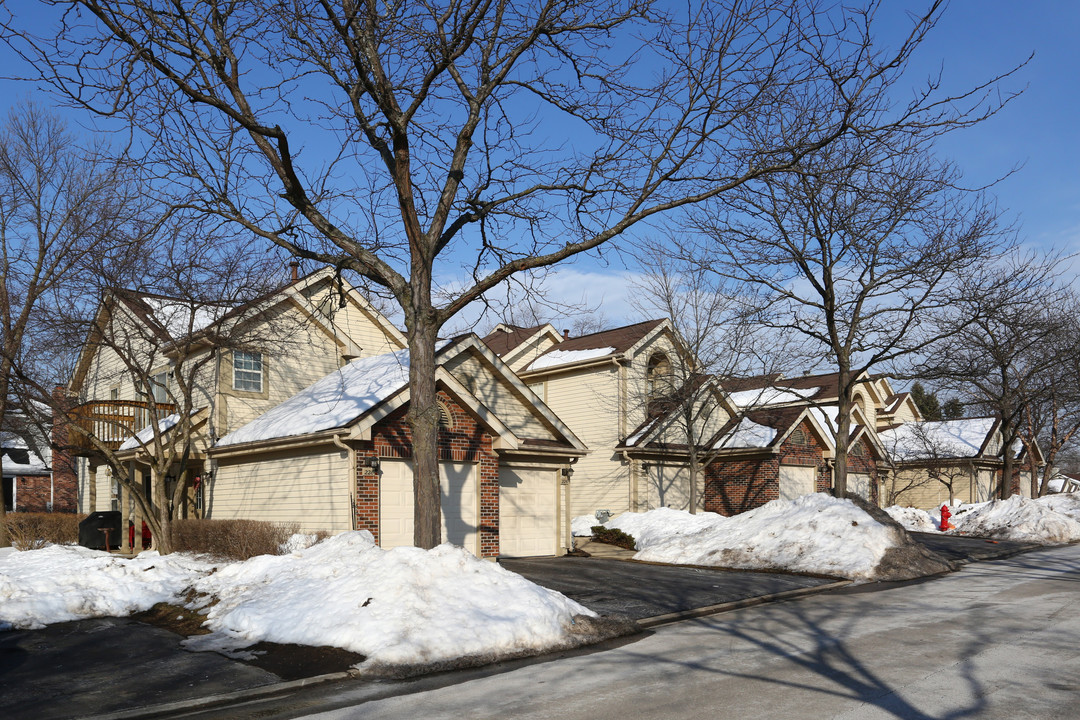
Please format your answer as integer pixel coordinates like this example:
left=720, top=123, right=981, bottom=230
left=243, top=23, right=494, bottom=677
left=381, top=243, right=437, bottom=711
left=128, top=521, right=152, bottom=549
left=939, top=504, right=953, bottom=531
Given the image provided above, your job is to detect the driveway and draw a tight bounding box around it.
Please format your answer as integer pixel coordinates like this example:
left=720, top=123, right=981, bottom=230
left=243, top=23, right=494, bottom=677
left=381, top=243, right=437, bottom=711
left=910, top=531, right=1045, bottom=563
left=499, top=556, right=842, bottom=623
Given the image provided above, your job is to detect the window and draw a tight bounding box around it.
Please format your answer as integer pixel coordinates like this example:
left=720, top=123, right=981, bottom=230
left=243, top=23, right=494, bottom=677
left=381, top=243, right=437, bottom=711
left=790, top=428, right=808, bottom=446
left=647, top=353, right=672, bottom=398
left=151, top=371, right=170, bottom=404
left=850, top=442, right=866, bottom=457
left=233, top=350, right=263, bottom=392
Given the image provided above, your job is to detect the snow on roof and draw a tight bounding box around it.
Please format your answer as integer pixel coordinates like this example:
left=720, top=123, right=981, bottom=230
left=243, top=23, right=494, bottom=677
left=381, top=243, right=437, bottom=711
left=728, top=386, right=815, bottom=409
left=525, top=346, right=615, bottom=371
left=714, top=417, right=777, bottom=449
left=217, top=348, right=414, bottom=447
left=880, top=418, right=996, bottom=461
left=118, top=413, right=183, bottom=452
left=1, top=452, right=49, bottom=476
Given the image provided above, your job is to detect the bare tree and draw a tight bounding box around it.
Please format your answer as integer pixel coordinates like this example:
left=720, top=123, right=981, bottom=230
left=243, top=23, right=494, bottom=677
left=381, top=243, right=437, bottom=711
left=6, top=0, right=1018, bottom=545
left=918, top=255, right=1064, bottom=499
left=683, top=91, right=1015, bottom=497
left=626, top=241, right=789, bottom=511
left=0, top=103, right=142, bottom=547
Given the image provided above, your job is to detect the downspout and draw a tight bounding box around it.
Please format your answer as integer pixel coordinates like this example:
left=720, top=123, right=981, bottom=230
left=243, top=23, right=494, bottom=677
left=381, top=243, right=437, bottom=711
left=332, top=433, right=356, bottom=531
left=621, top=450, right=637, bottom=513
left=613, top=356, right=629, bottom=511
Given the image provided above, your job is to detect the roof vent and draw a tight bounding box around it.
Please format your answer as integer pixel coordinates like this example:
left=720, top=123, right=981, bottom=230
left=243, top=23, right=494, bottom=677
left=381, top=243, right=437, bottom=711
left=563, top=329, right=570, bottom=340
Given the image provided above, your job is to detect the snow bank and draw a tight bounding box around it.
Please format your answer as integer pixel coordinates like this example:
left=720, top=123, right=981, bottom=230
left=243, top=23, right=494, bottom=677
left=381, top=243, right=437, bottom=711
left=0, top=546, right=215, bottom=630
left=188, top=532, right=596, bottom=669
left=631, top=495, right=904, bottom=581
left=1036, top=491, right=1080, bottom=522
left=604, top=507, right=724, bottom=548
left=1, top=533, right=604, bottom=672
left=951, top=495, right=1080, bottom=545
left=885, top=505, right=941, bottom=533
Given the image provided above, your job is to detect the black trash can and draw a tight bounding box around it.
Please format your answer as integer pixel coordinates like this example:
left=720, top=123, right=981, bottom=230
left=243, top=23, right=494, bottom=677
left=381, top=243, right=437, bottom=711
left=79, top=511, right=122, bottom=550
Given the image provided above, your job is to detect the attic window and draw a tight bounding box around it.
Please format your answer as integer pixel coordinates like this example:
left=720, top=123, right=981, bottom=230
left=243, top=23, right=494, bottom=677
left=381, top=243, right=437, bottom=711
left=647, top=353, right=672, bottom=398
left=790, top=428, right=808, bottom=446
left=437, top=401, right=455, bottom=431
left=851, top=442, right=866, bottom=457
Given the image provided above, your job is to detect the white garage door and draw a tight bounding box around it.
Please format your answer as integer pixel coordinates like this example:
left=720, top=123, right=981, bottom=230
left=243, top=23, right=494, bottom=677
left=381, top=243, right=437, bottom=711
left=499, top=467, right=557, bottom=557
left=779, top=465, right=817, bottom=501
left=380, top=460, right=479, bottom=555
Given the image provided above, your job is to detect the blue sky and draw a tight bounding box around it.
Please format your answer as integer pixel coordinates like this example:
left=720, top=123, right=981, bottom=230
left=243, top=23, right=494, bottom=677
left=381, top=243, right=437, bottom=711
left=0, top=1, right=1076, bottom=330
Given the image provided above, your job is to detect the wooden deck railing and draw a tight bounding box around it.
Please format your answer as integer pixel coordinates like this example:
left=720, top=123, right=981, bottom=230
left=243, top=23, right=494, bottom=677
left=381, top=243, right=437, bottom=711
left=66, top=400, right=178, bottom=454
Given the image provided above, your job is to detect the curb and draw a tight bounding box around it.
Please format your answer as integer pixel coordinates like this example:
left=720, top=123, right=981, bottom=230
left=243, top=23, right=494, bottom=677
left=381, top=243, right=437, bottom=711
left=79, top=670, right=356, bottom=720
left=636, top=579, right=853, bottom=628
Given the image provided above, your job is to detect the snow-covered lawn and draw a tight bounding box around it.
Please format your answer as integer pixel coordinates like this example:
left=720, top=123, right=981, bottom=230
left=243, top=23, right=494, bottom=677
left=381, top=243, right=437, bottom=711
left=885, top=492, right=1080, bottom=545
left=590, top=495, right=926, bottom=582
left=0, top=531, right=601, bottom=672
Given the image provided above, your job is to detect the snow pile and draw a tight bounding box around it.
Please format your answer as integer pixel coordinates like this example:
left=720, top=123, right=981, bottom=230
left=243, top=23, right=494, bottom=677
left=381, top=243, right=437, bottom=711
left=885, top=505, right=941, bottom=533
left=1036, top=491, right=1080, bottom=521
left=604, top=507, right=725, bottom=548
left=631, top=495, right=907, bottom=581
left=0, top=546, right=215, bottom=630
left=951, top=495, right=1080, bottom=545
left=188, top=531, right=596, bottom=669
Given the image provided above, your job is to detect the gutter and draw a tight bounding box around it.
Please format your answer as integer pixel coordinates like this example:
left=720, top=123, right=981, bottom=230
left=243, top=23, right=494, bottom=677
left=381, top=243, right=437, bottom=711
left=208, top=427, right=353, bottom=459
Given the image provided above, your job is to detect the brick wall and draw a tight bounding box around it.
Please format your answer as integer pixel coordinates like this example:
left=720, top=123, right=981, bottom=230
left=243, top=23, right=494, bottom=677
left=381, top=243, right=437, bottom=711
left=704, top=418, right=828, bottom=516
left=355, top=391, right=501, bottom=557
left=13, top=475, right=59, bottom=512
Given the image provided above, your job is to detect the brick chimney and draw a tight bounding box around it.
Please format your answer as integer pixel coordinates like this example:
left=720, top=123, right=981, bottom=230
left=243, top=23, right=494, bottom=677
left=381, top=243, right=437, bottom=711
left=289, top=261, right=299, bottom=281
left=563, top=329, right=570, bottom=340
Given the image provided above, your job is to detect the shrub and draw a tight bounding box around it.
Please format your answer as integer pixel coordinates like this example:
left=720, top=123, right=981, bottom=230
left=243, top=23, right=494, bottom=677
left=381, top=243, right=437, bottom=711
left=2, top=512, right=85, bottom=550
left=591, top=525, right=636, bottom=550
left=169, top=518, right=302, bottom=560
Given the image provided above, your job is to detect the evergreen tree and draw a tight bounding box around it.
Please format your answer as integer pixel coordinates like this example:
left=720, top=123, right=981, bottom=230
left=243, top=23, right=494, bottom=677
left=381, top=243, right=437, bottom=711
left=911, top=382, right=943, bottom=421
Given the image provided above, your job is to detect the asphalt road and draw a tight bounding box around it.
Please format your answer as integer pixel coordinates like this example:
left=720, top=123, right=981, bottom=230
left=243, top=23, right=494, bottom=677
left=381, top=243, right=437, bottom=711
left=289, top=544, right=1080, bottom=720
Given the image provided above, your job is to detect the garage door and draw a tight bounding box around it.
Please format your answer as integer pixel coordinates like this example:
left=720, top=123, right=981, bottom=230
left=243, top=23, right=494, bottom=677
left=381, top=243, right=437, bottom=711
left=499, top=467, right=557, bottom=557
left=779, top=465, right=817, bottom=501
left=380, top=460, right=478, bottom=555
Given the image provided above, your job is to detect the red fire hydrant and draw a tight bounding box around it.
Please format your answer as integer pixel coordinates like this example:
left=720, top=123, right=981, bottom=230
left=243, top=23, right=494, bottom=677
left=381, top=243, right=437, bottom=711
left=939, top=504, right=953, bottom=532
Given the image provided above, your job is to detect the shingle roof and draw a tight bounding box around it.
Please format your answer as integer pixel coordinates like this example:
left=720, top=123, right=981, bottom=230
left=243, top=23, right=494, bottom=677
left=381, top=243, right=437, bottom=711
left=480, top=324, right=546, bottom=357
left=550, top=319, right=665, bottom=353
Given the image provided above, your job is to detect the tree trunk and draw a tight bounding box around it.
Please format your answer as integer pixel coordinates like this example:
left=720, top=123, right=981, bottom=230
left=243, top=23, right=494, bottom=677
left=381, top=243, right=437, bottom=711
left=833, top=371, right=853, bottom=499
left=0, top=370, right=12, bottom=547
left=408, top=317, right=442, bottom=549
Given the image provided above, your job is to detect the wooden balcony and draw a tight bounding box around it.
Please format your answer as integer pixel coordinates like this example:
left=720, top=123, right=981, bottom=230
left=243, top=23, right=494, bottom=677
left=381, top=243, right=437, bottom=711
left=66, top=400, right=178, bottom=455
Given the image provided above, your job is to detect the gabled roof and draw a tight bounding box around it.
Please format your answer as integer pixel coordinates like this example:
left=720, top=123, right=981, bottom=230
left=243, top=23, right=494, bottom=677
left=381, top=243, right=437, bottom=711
left=481, top=324, right=548, bottom=357
left=520, top=319, right=668, bottom=374
left=70, top=267, right=405, bottom=393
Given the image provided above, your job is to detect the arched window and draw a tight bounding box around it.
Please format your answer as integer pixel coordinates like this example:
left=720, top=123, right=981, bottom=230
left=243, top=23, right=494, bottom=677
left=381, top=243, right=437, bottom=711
left=647, top=353, right=672, bottom=399
left=790, top=428, right=808, bottom=446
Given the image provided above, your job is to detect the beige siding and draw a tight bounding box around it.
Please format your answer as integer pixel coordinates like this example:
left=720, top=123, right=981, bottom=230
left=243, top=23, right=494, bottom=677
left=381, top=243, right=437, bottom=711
left=542, top=366, right=627, bottom=517
left=643, top=463, right=697, bottom=511
left=888, top=467, right=974, bottom=509
left=891, top=398, right=920, bottom=424
left=443, top=352, right=557, bottom=442
left=210, top=447, right=352, bottom=534
left=216, top=303, right=343, bottom=435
